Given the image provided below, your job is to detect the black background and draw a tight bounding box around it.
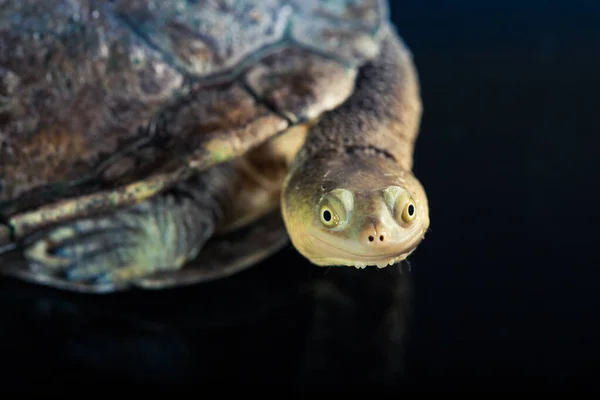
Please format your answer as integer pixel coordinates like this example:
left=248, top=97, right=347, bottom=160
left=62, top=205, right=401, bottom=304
left=1, top=0, right=599, bottom=392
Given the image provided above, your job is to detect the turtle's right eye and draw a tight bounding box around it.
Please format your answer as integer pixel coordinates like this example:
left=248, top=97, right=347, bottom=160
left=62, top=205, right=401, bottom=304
left=317, top=189, right=353, bottom=230
left=319, top=203, right=339, bottom=227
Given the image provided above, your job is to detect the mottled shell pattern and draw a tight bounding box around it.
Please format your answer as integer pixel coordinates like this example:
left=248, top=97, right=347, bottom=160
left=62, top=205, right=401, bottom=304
left=0, top=0, right=388, bottom=243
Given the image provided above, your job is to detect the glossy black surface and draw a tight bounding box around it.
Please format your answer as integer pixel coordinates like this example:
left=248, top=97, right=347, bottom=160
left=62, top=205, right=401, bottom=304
left=1, top=0, right=599, bottom=391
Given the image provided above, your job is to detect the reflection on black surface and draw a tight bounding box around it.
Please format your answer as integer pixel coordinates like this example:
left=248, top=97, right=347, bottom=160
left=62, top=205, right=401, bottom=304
left=0, top=247, right=411, bottom=389
left=1, top=0, right=600, bottom=390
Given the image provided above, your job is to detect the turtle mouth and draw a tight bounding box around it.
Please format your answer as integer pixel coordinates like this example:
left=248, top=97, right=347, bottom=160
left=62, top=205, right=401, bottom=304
left=303, top=231, right=422, bottom=269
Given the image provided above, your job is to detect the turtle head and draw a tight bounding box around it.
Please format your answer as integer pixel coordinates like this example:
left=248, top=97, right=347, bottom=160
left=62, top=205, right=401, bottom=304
left=282, top=151, right=429, bottom=269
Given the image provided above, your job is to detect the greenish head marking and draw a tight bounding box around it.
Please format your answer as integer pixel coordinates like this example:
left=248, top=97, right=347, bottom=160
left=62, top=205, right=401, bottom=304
left=281, top=151, right=429, bottom=269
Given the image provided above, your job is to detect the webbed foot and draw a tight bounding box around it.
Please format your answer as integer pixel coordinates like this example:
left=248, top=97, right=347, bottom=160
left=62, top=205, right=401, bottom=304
left=23, top=196, right=215, bottom=286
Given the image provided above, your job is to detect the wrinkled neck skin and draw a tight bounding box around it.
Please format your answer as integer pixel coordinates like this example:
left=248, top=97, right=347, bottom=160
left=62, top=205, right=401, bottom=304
left=281, top=26, right=430, bottom=269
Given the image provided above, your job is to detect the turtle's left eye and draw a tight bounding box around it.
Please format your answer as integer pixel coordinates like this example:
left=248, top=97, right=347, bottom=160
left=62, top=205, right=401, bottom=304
left=401, top=198, right=417, bottom=223
left=383, top=186, right=417, bottom=225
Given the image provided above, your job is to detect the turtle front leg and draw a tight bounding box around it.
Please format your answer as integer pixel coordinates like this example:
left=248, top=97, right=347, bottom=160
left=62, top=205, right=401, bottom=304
left=23, top=164, right=235, bottom=287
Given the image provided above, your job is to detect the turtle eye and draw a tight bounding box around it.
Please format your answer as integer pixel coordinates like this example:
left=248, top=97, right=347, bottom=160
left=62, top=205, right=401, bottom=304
left=318, top=189, right=353, bottom=229
left=401, top=198, right=417, bottom=223
left=319, top=203, right=340, bottom=227
left=383, top=186, right=417, bottom=225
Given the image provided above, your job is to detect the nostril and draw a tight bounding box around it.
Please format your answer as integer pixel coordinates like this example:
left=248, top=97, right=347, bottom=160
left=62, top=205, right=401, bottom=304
left=367, top=234, right=386, bottom=243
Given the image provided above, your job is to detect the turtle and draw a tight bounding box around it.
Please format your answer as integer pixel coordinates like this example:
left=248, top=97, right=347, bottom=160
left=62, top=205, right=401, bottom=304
left=0, top=0, right=430, bottom=293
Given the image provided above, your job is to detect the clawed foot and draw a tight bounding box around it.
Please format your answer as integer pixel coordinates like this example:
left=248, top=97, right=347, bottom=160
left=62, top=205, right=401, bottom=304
left=23, top=210, right=176, bottom=285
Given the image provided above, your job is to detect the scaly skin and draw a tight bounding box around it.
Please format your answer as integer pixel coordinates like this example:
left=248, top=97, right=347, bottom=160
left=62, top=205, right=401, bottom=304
left=281, top=27, right=430, bottom=269
left=19, top=25, right=428, bottom=288
left=23, top=164, right=236, bottom=285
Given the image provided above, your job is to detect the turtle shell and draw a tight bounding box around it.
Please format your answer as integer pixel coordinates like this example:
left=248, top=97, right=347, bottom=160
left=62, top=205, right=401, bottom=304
left=0, top=0, right=389, bottom=244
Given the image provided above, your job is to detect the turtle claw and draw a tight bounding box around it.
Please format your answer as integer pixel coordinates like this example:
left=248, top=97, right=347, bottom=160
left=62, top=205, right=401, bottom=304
left=25, top=226, right=81, bottom=270
left=19, top=190, right=220, bottom=290
left=23, top=216, right=149, bottom=285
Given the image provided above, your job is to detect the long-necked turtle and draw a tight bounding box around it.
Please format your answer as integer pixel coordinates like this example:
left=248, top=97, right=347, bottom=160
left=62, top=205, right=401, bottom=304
left=0, top=0, right=430, bottom=293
